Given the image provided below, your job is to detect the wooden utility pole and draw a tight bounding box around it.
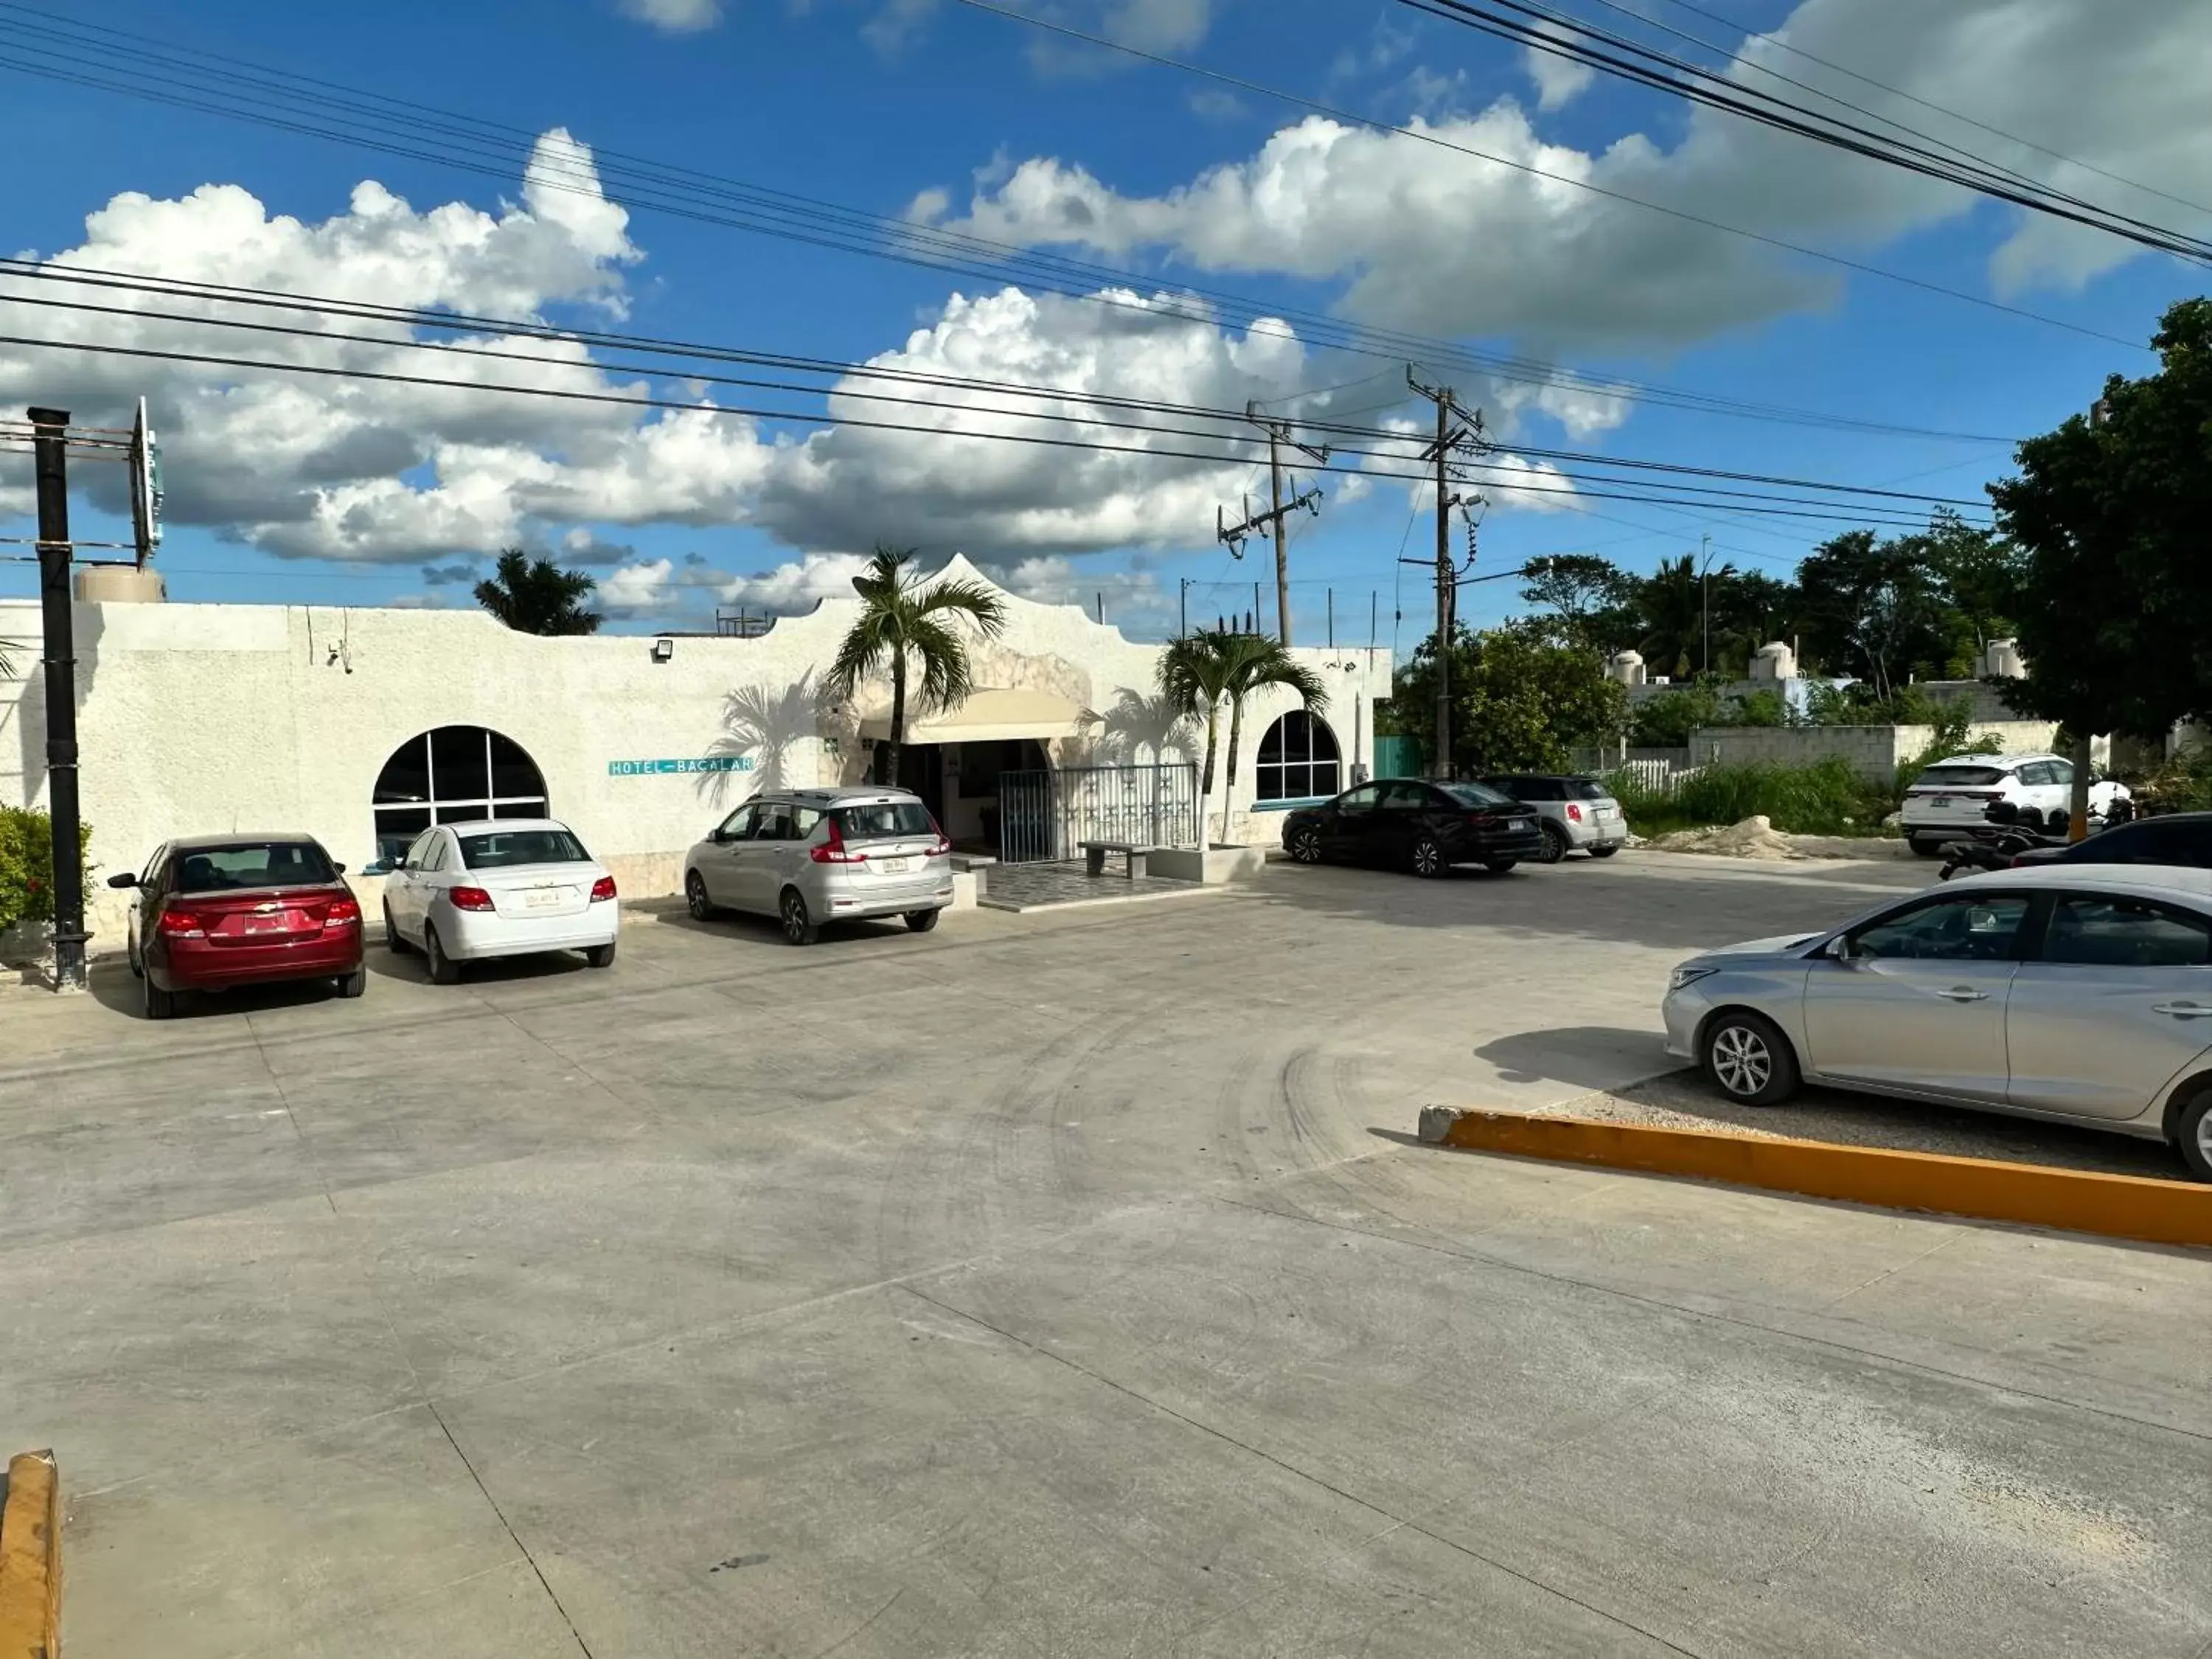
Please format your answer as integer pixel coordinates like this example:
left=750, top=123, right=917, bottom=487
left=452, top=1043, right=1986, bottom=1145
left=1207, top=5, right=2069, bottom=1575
left=1237, top=407, right=1330, bottom=643
left=1405, top=372, right=1485, bottom=780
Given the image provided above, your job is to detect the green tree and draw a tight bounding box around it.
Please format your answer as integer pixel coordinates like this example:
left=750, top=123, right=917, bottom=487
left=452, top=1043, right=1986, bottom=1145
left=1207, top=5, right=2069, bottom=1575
left=1518, top=554, right=1640, bottom=654
left=1990, top=297, right=2212, bottom=827
left=1793, top=528, right=1966, bottom=692
left=1921, top=509, right=2021, bottom=657
left=1160, top=629, right=1328, bottom=844
left=1635, top=554, right=1714, bottom=680
left=1392, top=620, right=1625, bottom=774
left=472, top=549, right=602, bottom=636
left=825, top=546, right=1009, bottom=787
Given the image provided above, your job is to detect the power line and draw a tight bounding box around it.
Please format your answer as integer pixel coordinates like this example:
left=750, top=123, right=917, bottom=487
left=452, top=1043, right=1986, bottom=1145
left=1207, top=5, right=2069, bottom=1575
left=0, top=265, right=1999, bottom=524
left=945, top=0, right=2155, bottom=352
left=0, top=1, right=2124, bottom=438
left=1394, top=0, right=2212, bottom=262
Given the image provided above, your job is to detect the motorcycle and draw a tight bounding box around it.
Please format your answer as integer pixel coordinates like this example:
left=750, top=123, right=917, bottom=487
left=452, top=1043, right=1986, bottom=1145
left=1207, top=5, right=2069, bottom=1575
left=1936, top=795, right=2136, bottom=880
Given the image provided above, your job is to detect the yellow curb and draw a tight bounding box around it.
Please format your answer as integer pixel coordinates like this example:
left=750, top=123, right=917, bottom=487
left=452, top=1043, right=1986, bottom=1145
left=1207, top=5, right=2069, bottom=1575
left=1416, top=1108, right=2212, bottom=1249
left=0, top=1450, right=60, bottom=1659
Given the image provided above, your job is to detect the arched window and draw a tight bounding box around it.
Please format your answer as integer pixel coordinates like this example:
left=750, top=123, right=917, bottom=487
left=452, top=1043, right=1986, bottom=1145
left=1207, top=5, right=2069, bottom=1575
left=1256, top=710, right=1340, bottom=802
left=372, top=726, right=548, bottom=861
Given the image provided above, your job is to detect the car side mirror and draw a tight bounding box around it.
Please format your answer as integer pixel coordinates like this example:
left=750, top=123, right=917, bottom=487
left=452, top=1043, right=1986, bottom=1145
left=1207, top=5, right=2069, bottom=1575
left=330, top=861, right=347, bottom=875
left=1823, top=934, right=1856, bottom=962
left=361, top=860, right=392, bottom=877
left=107, top=871, right=139, bottom=889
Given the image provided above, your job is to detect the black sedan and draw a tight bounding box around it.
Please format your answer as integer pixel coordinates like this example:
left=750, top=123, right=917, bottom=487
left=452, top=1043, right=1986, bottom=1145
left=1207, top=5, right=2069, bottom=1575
left=1281, top=778, right=1545, bottom=876
left=2010, top=810, right=2212, bottom=869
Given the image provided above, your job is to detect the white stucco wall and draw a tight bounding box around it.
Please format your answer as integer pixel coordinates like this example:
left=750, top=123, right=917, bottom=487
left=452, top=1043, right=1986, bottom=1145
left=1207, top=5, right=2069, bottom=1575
left=1, top=561, right=1389, bottom=950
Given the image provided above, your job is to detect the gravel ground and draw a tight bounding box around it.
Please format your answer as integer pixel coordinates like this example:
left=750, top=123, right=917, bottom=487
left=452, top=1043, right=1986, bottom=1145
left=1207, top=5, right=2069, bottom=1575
left=1559, top=1067, right=2191, bottom=1181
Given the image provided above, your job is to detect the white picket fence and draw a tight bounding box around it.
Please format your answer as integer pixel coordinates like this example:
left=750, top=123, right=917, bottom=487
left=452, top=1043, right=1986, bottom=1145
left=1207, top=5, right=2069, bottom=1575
left=1571, top=746, right=1700, bottom=798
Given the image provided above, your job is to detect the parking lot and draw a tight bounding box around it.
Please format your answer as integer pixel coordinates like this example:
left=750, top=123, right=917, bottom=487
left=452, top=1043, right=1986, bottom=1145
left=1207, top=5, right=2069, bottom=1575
left=4, top=852, right=2208, bottom=1658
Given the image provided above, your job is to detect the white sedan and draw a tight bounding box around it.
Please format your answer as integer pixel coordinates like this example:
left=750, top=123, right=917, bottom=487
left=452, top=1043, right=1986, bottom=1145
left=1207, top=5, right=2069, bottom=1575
left=370, top=818, right=619, bottom=984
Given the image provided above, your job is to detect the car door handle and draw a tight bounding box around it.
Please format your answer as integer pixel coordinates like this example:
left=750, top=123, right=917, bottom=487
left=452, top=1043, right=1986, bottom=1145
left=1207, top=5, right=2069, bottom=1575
left=2152, top=1002, right=2212, bottom=1018
left=1935, top=986, right=1989, bottom=1002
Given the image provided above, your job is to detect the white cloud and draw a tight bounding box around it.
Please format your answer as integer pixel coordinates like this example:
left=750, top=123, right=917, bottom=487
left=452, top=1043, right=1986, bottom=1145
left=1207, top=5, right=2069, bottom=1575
left=986, top=554, right=1176, bottom=632
left=715, top=551, right=872, bottom=611
left=619, top=0, right=723, bottom=31
left=1523, top=29, right=1595, bottom=112
left=599, top=557, right=676, bottom=613
left=939, top=0, right=2212, bottom=349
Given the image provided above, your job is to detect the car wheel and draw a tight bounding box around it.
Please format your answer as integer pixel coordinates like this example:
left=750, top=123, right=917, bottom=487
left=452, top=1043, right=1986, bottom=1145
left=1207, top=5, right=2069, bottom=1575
left=780, top=888, right=819, bottom=946
left=1287, top=825, right=1323, bottom=864
left=1587, top=844, right=1619, bottom=859
left=685, top=871, right=717, bottom=920
left=1410, top=837, right=1447, bottom=878
left=1907, top=836, right=1943, bottom=858
left=336, top=967, right=367, bottom=999
left=1484, top=858, right=1518, bottom=874
left=904, top=908, right=941, bottom=933
left=1536, top=823, right=1568, bottom=865
left=128, top=933, right=144, bottom=978
left=143, top=973, right=175, bottom=1020
left=424, top=923, right=461, bottom=985
left=2175, top=1091, right=2212, bottom=1183
left=584, top=941, right=617, bottom=969
left=383, top=901, right=414, bottom=955
left=1703, top=1010, right=1800, bottom=1106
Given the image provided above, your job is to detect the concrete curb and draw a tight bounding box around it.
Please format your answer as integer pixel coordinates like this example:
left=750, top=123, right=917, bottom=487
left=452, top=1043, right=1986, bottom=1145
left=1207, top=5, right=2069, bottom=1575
left=0, top=1450, right=61, bottom=1659
left=1416, top=1107, right=2212, bottom=1249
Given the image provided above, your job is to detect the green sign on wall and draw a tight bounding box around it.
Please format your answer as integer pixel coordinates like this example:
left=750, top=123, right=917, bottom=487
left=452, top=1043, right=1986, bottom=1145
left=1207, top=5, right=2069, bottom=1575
left=607, top=756, right=754, bottom=777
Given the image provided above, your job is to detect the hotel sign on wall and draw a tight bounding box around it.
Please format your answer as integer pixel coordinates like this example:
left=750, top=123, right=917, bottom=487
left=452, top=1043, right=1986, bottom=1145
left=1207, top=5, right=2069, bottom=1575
left=607, top=756, right=755, bottom=776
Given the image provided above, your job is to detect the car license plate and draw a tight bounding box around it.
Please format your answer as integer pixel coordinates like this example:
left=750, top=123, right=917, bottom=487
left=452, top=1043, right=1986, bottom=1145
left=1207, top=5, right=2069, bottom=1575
left=877, top=857, right=913, bottom=874
left=1932, top=796, right=1951, bottom=807
left=524, top=888, right=562, bottom=909
left=1509, top=818, right=1531, bottom=831
left=243, top=913, right=294, bottom=934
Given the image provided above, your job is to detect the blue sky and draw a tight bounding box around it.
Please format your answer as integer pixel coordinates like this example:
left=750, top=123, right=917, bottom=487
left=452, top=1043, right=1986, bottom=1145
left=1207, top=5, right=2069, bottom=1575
left=0, top=0, right=2202, bottom=645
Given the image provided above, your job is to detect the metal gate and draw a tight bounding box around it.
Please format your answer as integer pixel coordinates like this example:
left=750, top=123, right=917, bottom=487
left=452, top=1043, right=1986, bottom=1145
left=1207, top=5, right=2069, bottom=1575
left=997, top=763, right=1201, bottom=863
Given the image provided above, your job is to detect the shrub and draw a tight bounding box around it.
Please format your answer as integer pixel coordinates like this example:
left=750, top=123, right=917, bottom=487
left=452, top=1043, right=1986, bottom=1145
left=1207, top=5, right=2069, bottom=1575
left=0, top=808, right=91, bottom=935
left=1608, top=758, right=1892, bottom=837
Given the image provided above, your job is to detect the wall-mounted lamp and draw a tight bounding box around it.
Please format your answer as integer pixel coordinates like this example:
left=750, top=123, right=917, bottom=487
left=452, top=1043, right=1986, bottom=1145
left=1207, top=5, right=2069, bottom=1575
left=650, top=637, right=675, bottom=664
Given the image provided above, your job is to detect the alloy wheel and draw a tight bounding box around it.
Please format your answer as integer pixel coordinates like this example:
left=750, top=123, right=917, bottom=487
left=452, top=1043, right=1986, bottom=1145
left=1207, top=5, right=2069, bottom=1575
left=781, top=891, right=813, bottom=945
left=1711, top=1024, right=1772, bottom=1097
left=686, top=872, right=713, bottom=920
left=1290, top=828, right=1321, bottom=864
left=1537, top=824, right=1567, bottom=865
left=2197, top=1107, right=2212, bottom=1171
left=1412, top=838, right=1442, bottom=878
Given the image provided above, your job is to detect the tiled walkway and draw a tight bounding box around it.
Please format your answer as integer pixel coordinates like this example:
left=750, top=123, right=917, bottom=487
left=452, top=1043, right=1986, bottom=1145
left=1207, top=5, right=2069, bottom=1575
left=978, top=858, right=1204, bottom=911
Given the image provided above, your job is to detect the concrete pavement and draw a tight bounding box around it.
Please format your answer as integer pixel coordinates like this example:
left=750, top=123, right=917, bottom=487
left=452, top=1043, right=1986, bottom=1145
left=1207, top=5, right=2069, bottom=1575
left=2, top=852, right=2205, bottom=1657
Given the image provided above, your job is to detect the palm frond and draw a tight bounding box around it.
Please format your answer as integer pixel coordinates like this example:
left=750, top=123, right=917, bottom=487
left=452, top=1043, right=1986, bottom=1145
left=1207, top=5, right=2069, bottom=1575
left=908, top=614, right=974, bottom=713
left=917, top=577, right=1009, bottom=638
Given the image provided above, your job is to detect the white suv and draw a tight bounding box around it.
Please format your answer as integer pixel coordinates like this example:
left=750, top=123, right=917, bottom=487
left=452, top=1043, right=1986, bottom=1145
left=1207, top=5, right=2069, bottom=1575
left=1901, top=753, right=2126, bottom=855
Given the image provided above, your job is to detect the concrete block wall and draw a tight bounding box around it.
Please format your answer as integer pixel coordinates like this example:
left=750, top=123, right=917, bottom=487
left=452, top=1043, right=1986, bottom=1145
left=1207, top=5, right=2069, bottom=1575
left=1686, top=720, right=2079, bottom=784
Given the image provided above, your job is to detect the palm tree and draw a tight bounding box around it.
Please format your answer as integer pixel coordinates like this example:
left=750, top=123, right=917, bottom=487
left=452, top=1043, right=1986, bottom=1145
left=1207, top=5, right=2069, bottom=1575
left=1161, top=629, right=1328, bottom=844
left=0, top=639, right=18, bottom=679
left=473, top=549, right=602, bottom=636
left=1079, top=688, right=1197, bottom=765
left=825, top=546, right=1008, bottom=786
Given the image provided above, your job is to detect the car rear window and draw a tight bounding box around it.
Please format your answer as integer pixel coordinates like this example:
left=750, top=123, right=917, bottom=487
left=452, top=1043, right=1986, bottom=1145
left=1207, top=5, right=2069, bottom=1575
left=458, top=829, right=589, bottom=869
left=173, top=842, right=336, bottom=891
left=1917, top=764, right=2007, bottom=787
left=834, top=801, right=936, bottom=841
left=1562, top=777, right=1609, bottom=801
left=1440, top=782, right=1518, bottom=810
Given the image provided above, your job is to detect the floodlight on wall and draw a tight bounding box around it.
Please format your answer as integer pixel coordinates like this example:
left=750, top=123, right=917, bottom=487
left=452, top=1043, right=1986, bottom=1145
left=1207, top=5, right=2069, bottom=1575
left=650, top=638, right=675, bottom=664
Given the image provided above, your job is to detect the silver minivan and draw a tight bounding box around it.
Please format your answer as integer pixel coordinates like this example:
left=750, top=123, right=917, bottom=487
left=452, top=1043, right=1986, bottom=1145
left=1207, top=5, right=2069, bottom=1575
left=683, top=786, right=954, bottom=945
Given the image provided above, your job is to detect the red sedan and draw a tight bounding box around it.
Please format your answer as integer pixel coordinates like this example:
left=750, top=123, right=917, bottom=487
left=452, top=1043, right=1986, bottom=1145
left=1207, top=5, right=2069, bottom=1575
left=111, top=835, right=366, bottom=1018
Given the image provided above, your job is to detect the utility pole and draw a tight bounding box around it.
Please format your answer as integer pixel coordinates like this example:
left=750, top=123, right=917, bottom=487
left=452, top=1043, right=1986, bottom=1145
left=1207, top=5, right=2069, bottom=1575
left=1179, top=577, right=1190, bottom=639
left=1242, top=407, right=1332, bottom=644
left=1404, top=372, right=1486, bottom=779
left=1699, top=532, right=1713, bottom=677
left=31, top=408, right=86, bottom=992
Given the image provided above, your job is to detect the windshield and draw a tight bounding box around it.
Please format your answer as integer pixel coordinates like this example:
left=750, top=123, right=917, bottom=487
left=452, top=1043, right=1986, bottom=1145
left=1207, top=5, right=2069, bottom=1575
left=459, top=828, right=590, bottom=869
left=173, top=841, right=337, bottom=891
left=1917, top=764, right=2006, bottom=787
left=835, top=801, right=936, bottom=841
left=1441, top=782, right=1518, bottom=810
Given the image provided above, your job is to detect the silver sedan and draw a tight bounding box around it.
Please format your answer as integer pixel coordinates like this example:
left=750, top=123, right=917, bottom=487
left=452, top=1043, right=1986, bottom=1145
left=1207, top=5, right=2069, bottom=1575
left=1661, top=865, right=2212, bottom=1180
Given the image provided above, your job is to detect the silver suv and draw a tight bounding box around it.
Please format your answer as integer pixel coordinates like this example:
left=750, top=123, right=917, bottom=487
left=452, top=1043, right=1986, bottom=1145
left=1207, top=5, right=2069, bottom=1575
left=683, top=785, right=954, bottom=945
left=1477, top=773, right=1628, bottom=863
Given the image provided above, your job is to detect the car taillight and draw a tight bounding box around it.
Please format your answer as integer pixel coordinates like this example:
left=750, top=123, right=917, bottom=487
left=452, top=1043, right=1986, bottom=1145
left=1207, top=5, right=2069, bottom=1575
left=449, top=886, right=496, bottom=912
left=1468, top=813, right=1499, bottom=829
left=925, top=813, right=952, bottom=858
left=323, top=897, right=361, bottom=928
left=809, top=818, right=866, bottom=864
left=1565, top=802, right=1584, bottom=822
left=590, top=875, right=617, bottom=902
left=156, top=907, right=204, bottom=939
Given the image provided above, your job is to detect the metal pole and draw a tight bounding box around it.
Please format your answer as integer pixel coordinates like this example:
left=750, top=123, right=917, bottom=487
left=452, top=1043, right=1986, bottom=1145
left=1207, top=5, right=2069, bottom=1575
left=1179, top=577, right=1189, bottom=639
left=1370, top=590, right=1378, bottom=652
left=31, top=407, right=86, bottom=991
left=1253, top=582, right=1262, bottom=636
left=1700, top=532, right=1711, bottom=677
left=1268, top=428, right=1291, bottom=644
left=1434, top=391, right=1453, bottom=780
left=1327, top=588, right=1334, bottom=650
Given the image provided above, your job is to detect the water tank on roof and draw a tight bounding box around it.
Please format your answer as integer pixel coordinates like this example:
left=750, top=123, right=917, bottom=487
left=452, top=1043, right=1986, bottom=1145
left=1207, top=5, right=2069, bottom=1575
left=1984, top=638, right=2025, bottom=678
left=1749, top=641, right=1795, bottom=681
left=1608, top=650, right=1646, bottom=686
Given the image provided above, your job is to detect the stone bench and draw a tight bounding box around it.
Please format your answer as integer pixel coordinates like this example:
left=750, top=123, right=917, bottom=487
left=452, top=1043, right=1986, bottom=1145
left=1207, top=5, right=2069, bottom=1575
left=1080, top=840, right=1153, bottom=879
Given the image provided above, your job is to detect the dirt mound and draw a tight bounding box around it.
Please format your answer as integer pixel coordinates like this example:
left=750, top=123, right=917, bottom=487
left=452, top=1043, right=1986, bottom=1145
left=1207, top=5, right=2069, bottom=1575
left=1652, top=815, right=1801, bottom=860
